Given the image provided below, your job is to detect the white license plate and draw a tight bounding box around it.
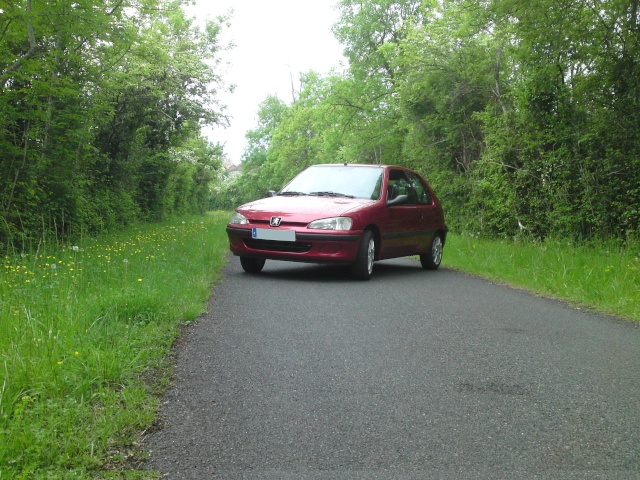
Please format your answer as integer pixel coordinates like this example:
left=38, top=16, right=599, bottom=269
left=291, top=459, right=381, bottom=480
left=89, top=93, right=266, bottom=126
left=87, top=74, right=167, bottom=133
left=252, top=228, right=296, bottom=242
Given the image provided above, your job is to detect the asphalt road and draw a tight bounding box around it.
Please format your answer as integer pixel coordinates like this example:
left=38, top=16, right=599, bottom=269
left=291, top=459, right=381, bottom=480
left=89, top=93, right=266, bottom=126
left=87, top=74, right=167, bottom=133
left=145, top=256, right=640, bottom=479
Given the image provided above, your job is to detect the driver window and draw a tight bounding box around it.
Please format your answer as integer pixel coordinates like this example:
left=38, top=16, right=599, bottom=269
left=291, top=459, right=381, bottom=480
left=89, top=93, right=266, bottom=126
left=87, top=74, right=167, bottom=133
left=388, top=170, right=420, bottom=205
left=387, top=170, right=408, bottom=202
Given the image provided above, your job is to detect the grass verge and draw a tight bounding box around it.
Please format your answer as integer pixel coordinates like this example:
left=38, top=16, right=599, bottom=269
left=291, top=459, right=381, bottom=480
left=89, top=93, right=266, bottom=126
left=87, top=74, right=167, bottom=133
left=443, top=234, right=640, bottom=322
left=0, top=212, right=230, bottom=478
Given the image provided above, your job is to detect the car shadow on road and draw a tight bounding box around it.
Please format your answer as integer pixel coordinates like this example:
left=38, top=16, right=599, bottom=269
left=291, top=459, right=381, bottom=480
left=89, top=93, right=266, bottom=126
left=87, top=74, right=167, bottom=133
left=235, top=258, right=444, bottom=284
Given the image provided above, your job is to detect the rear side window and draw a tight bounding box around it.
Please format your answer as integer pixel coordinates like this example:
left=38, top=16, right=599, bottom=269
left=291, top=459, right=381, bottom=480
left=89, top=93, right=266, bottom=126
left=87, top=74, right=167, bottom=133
left=406, top=172, right=433, bottom=205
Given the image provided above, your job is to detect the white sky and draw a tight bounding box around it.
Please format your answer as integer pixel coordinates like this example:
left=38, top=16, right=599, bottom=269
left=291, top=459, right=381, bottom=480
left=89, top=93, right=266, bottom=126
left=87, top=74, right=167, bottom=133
left=187, top=0, right=346, bottom=164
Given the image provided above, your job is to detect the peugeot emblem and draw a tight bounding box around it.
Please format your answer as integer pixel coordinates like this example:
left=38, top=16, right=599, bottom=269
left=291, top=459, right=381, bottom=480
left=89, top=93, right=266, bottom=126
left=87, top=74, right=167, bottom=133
left=270, top=216, right=282, bottom=227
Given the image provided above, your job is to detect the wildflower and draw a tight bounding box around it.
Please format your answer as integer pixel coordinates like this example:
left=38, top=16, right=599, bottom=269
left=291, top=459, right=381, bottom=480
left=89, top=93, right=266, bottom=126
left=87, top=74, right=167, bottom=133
left=138, top=278, right=142, bottom=282
left=50, top=264, right=57, bottom=270
left=57, top=361, right=63, bottom=365
left=123, top=259, right=129, bottom=265
left=75, top=351, right=79, bottom=356
left=72, top=246, right=80, bottom=252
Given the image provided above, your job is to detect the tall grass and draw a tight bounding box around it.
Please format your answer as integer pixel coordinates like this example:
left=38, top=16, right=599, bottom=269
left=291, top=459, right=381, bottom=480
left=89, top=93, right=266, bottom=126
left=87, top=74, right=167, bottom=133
left=0, top=213, right=230, bottom=478
left=443, top=234, right=640, bottom=321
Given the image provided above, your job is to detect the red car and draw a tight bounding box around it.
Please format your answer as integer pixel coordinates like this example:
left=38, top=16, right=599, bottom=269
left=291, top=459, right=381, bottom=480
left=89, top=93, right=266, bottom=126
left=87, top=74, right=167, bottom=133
left=226, top=164, right=447, bottom=280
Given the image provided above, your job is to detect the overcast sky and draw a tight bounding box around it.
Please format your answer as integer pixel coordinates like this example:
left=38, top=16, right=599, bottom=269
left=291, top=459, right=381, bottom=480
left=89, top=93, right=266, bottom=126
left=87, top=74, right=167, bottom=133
left=187, top=0, right=346, bottom=164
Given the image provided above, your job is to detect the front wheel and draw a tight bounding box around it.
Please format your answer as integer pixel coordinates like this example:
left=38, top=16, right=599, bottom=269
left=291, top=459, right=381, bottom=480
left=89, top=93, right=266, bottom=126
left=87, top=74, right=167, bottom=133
left=420, top=233, right=443, bottom=270
left=240, top=256, right=266, bottom=273
left=351, top=230, right=375, bottom=280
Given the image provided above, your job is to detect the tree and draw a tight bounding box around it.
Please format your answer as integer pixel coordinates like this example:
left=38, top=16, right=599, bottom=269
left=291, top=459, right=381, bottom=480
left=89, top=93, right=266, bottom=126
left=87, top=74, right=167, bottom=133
left=0, top=0, right=230, bottom=249
left=241, top=95, right=288, bottom=170
left=224, top=0, right=640, bottom=242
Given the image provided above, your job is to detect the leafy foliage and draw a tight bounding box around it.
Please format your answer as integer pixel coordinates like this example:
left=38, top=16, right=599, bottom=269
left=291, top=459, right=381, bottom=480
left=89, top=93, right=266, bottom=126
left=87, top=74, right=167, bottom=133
left=4, top=0, right=639, bottom=243
left=228, top=0, right=639, bottom=243
left=0, top=0, right=228, bottom=251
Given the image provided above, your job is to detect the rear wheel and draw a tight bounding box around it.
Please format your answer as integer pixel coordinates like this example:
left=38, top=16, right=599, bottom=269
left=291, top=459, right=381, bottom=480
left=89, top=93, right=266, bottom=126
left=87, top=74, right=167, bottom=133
left=420, top=233, right=443, bottom=270
left=351, top=230, right=375, bottom=280
left=240, top=257, right=266, bottom=273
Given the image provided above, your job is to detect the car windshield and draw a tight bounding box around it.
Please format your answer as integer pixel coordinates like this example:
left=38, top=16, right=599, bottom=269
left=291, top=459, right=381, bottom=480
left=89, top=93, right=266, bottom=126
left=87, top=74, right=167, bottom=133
left=279, top=166, right=383, bottom=200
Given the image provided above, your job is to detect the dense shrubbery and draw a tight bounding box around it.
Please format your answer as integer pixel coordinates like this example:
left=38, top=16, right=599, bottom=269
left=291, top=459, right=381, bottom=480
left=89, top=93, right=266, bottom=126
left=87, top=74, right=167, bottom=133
left=227, top=0, right=640, bottom=244
left=0, top=0, right=227, bottom=252
left=4, top=0, right=639, bottom=247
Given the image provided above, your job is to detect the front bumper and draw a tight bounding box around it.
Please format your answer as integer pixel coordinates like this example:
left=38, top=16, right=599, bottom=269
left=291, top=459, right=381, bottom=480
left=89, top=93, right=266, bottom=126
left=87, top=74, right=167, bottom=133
left=226, top=226, right=362, bottom=264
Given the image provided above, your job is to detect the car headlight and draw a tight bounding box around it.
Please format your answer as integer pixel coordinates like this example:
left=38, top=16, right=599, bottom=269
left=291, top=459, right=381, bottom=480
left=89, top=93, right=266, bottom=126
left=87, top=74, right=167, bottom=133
left=230, top=212, right=248, bottom=225
left=308, top=217, right=353, bottom=231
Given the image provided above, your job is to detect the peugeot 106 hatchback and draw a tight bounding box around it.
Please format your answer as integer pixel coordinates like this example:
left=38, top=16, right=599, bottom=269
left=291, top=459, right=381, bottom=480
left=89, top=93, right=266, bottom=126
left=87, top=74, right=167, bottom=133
left=226, top=164, right=447, bottom=280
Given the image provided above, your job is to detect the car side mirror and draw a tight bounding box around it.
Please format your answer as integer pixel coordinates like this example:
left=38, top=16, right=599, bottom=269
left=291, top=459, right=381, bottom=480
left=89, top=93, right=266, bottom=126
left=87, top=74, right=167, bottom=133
left=267, top=190, right=277, bottom=197
left=387, top=194, right=409, bottom=206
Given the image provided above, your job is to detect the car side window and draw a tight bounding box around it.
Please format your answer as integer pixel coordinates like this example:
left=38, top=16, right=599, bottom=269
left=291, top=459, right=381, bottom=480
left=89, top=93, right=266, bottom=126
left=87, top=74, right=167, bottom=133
left=406, top=172, right=433, bottom=205
left=387, top=170, right=414, bottom=204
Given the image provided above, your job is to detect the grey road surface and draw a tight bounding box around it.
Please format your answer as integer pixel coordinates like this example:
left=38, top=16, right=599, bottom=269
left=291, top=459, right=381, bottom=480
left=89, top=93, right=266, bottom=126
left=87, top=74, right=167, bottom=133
left=145, top=257, right=640, bottom=479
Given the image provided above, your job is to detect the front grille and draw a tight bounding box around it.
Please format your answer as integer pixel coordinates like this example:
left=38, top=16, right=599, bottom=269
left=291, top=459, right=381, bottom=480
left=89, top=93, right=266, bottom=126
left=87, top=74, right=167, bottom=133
left=244, top=238, right=312, bottom=253
left=252, top=219, right=308, bottom=228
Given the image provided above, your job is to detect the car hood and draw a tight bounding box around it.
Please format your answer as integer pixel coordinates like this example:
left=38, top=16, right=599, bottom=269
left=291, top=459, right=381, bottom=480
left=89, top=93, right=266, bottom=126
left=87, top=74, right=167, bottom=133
left=238, top=195, right=375, bottom=223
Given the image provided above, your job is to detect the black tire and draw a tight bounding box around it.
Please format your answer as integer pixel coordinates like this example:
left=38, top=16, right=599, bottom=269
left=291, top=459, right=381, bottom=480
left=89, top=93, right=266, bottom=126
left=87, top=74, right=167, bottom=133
left=420, top=233, right=443, bottom=270
left=350, top=230, right=375, bottom=280
left=240, top=257, right=266, bottom=273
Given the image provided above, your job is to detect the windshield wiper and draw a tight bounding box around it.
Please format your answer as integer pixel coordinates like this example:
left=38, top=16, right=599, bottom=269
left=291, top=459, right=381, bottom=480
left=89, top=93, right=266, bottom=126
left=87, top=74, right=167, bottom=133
left=278, top=191, right=309, bottom=196
left=309, top=191, right=355, bottom=198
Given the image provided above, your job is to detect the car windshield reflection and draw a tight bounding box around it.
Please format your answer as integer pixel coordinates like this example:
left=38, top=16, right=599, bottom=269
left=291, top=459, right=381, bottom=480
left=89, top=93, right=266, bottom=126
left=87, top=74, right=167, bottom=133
left=280, top=165, right=383, bottom=200
left=309, top=191, right=355, bottom=198
left=277, top=191, right=309, bottom=196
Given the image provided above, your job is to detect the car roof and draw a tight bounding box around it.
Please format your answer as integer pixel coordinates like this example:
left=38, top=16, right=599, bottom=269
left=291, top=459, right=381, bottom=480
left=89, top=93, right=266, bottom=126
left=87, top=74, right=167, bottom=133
left=308, top=164, right=403, bottom=169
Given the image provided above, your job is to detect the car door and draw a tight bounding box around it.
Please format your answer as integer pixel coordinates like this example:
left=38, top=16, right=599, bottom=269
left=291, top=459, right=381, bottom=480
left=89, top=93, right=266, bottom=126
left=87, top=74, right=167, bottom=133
left=379, top=169, right=422, bottom=258
left=405, top=171, right=438, bottom=253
